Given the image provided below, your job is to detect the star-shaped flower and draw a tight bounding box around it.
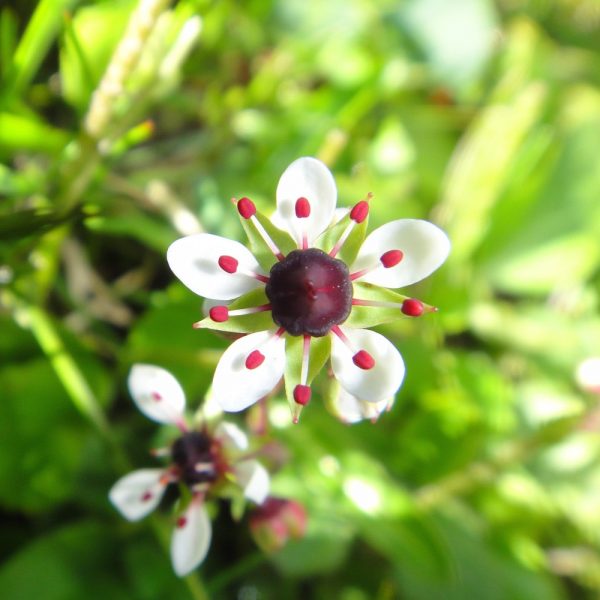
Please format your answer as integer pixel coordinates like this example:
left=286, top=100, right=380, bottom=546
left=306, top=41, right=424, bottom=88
left=167, top=157, right=450, bottom=422
left=109, top=364, right=269, bottom=576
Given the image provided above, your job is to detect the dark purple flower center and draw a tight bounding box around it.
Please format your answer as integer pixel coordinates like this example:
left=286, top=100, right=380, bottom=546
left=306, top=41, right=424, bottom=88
left=265, top=248, right=352, bottom=336
left=171, top=431, right=218, bottom=487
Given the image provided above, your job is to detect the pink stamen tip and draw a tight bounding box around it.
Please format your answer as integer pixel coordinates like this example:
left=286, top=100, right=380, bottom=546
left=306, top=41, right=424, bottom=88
left=295, top=197, right=311, bottom=218
left=209, top=306, right=229, bottom=322
left=218, top=255, right=238, bottom=273
left=245, top=349, right=265, bottom=370
left=353, top=350, right=375, bottom=370
left=237, top=197, right=256, bottom=219
left=151, top=392, right=162, bottom=401
left=401, top=298, right=424, bottom=317
left=293, top=384, right=311, bottom=406
left=350, top=200, right=369, bottom=223
left=141, top=491, right=153, bottom=502
left=380, top=249, right=403, bottom=268
left=176, top=516, right=187, bottom=528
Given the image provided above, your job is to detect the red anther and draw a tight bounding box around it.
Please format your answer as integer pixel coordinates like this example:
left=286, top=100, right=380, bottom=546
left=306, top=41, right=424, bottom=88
left=293, top=384, right=312, bottom=406
left=141, top=491, right=153, bottom=502
left=380, top=249, right=403, bottom=268
left=295, top=197, right=311, bottom=218
left=218, top=255, right=238, bottom=273
left=352, top=350, right=375, bottom=370
left=350, top=200, right=369, bottom=223
left=209, top=306, right=229, bottom=322
left=237, top=197, right=256, bottom=219
left=401, top=298, right=424, bottom=317
left=176, top=516, right=187, bottom=528
left=245, top=350, right=265, bottom=370
left=151, top=391, right=162, bottom=401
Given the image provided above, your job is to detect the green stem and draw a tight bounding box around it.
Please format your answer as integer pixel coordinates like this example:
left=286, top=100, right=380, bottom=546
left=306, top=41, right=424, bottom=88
left=8, top=293, right=109, bottom=434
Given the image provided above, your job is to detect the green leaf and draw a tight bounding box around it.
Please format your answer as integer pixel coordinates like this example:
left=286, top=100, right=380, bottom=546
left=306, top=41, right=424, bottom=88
left=0, top=8, right=18, bottom=83
left=3, top=0, right=79, bottom=97
left=0, top=358, right=97, bottom=512
left=344, top=282, right=409, bottom=328
left=315, top=210, right=369, bottom=266
left=195, top=287, right=274, bottom=334
left=283, top=334, right=331, bottom=407
left=84, top=212, right=175, bottom=253
left=0, top=112, right=70, bottom=154
left=239, top=209, right=296, bottom=270
left=59, top=0, right=135, bottom=110
left=0, top=208, right=69, bottom=240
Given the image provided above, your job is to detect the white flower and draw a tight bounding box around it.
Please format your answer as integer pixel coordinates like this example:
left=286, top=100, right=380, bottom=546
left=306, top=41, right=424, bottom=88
left=330, top=386, right=394, bottom=424
left=167, top=157, right=450, bottom=422
left=109, top=365, right=270, bottom=576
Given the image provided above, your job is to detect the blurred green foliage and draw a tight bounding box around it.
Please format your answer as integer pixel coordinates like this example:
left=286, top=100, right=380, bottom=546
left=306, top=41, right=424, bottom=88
left=2, top=0, right=600, bottom=598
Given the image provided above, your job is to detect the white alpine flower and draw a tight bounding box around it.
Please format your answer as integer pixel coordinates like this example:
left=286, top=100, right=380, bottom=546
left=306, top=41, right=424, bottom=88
left=167, top=158, right=450, bottom=422
left=109, top=365, right=269, bottom=576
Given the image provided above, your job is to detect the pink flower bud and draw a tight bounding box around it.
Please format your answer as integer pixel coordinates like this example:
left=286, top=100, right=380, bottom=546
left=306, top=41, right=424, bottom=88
left=249, top=497, right=307, bottom=552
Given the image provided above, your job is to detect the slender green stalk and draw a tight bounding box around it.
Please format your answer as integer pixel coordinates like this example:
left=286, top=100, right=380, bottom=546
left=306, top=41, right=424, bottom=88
left=5, top=0, right=79, bottom=97
left=7, top=293, right=110, bottom=434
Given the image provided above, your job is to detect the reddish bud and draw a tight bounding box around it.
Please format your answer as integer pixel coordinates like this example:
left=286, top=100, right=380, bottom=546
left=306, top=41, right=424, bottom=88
left=380, top=249, right=403, bottom=268
left=209, top=306, right=229, bottom=322
left=353, top=350, right=375, bottom=370
left=218, top=255, right=238, bottom=273
left=401, top=298, right=424, bottom=317
left=295, top=197, right=311, bottom=218
left=249, top=497, right=308, bottom=553
left=237, top=197, right=256, bottom=219
left=293, top=384, right=311, bottom=406
left=245, top=350, right=265, bottom=370
left=350, top=200, right=369, bottom=223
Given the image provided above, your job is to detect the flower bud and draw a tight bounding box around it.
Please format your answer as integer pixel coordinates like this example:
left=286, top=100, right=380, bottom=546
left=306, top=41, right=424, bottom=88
left=249, top=497, right=307, bottom=552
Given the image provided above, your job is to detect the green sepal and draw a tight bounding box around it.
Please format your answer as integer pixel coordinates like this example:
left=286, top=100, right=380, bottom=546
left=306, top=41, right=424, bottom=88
left=345, top=282, right=409, bottom=328
left=315, top=211, right=368, bottom=266
left=283, top=334, right=332, bottom=407
left=195, top=287, right=274, bottom=334
left=240, top=209, right=297, bottom=271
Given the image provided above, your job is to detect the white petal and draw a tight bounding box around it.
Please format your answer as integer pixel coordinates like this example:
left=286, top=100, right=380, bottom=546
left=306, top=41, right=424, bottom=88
left=331, top=328, right=405, bottom=403
left=167, top=233, right=263, bottom=300
left=128, top=364, right=186, bottom=424
left=234, top=460, right=270, bottom=504
left=109, top=468, right=168, bottom=521
left=214, top=421, right=249, bottom=451
left=333, top=387, right=393, bottom=424
left=351, top=219, right=450, bottom=288
left=576, top=357, right=600, bottom=393
left=273, top=157, right=337, bottom=246
left=171, top=500, right=212, bottom=576
left=211, top=331, right=286, bottom=412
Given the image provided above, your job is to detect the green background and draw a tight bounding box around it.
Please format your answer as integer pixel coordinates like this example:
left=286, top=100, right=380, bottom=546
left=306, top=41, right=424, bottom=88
left=2, top=0, right=600, bottom=598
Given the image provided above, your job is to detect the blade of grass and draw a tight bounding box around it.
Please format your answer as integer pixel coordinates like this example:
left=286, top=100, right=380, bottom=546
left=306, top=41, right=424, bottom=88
left=4, top=0, right=80, bottom=98
left=0, top=7, right=18, bottom=83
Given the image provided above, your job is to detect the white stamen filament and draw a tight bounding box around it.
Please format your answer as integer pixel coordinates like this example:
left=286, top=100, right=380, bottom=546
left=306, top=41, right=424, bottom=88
left=237, top=266, right=270, bottom=284
left=301, top=335, right=311, bottom=385
left=329, top=220, right=356, bottom=258
left=229, top=304, right=272, bottom=317
left=352, top=298, right=404, bottom=310
left=250, top=215, right=284, bottom=261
